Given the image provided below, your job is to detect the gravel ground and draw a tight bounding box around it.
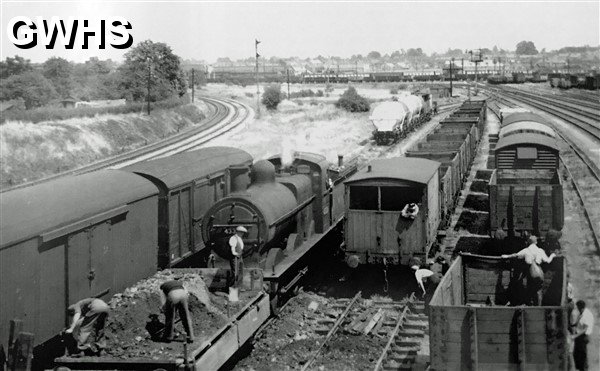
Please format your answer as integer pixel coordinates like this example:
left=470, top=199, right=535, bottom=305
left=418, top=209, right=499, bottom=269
left=234, top=291, right=393, bottom=371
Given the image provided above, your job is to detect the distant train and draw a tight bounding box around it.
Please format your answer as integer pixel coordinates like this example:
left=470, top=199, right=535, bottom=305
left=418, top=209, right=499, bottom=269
left=370, top=93, right=433, bottom=145
left=342, top=100, right=487, bottom=267
left=548, top=73, right=599, bottom=90
left=487, top=72, right=547, bottom=85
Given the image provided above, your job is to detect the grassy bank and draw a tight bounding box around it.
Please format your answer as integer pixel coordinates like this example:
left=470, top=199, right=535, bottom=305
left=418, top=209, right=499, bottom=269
left=1, top=102, right=207, bottom=189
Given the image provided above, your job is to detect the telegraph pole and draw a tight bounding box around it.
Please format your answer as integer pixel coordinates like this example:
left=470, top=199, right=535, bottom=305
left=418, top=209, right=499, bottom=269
left=191, top=69, right=195, bottom=102
left=450, top=58, right=454, bottom=97
left=147, top=57, right=151, bottom=115
left=255, top=39, right=261, bottom=116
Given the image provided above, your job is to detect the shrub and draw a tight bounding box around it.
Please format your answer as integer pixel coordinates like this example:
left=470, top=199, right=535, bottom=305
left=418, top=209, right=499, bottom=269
left=325, top=84, right=334, bottom=93
left=335, top=87, right=370, bottom=112
left=245, top=92, right=254, bottom=98
left=315, top=90, right=324, bottom=97
left=261, top=85, right=282, bottom=110
left=289, top=89, right=315, bottom=98
left=390, top=88, right=398, bottom=94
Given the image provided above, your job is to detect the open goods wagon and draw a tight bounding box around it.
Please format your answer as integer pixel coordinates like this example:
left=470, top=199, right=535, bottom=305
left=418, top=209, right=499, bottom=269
left=429, top=253, right=569, bottom=371
left=55, top=269, right=270, bottom=371
left=489, top=169, right=563, bottom=237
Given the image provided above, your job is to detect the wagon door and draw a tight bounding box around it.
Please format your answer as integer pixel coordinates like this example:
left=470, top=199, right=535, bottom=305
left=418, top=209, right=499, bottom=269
left=89, top=221, right=115, bottom=299
left=67, top=232, right=92, bottom=302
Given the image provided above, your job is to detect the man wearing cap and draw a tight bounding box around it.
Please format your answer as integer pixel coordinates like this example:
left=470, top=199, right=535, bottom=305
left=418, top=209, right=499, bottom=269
left=229, top=226, right=247, bottom=286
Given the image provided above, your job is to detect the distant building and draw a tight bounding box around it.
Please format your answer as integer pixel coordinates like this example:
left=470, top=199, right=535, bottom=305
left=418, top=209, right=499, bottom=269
left=60, top=96, right=77, bottom=109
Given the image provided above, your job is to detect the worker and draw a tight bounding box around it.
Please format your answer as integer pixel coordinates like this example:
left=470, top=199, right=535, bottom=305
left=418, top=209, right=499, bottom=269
left=229, top=226, right=247, bottom=286
left=401, top=203, right=419, bottom=220
left=433, top=101, right=438, bottom=114
left=411, top=265, right=440, bottom=297
left=160, top=279, right=194, bottom=343
left=573, top=300, right=594, bottom=371
left=66, top=298, right=109, bottom=355
left=501, top=236, right=556, bottom=305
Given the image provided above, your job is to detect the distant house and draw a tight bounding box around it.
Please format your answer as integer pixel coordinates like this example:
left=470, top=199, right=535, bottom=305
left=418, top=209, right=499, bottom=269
left=0, top=99, right=25, bottom=112
left=60, top=96, right=77, bottom=109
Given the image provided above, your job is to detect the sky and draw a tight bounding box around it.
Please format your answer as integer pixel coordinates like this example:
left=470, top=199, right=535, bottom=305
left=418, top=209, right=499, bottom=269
left=1, top=1, right=599, bottom=63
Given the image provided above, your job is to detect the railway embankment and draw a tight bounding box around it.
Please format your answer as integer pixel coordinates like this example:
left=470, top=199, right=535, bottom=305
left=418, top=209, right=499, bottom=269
left=0, top=101, right=207, bottom=189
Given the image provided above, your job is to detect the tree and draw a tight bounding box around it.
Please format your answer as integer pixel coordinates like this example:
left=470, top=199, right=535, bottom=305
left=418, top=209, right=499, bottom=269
left=516, top=41, right=538, bottom=55
left=335, top=87, right=370, bottom=112
left=42, top=57, right=74, bottom=97
left=367, top=51, right=382, bottom=59
left=0, top=55, right=32, bottom=79
left=0, top=71, right=57, bottom=109
left=262, top=85, right=282, bottom=110
left=118, top=40, right=187, bottom=102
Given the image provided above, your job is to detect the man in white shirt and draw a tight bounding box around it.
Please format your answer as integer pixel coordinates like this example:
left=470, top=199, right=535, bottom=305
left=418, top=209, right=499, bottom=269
left=501, top=236, right=556, bottom=305
left=573, top=300, right=594, bottom=370
left=411, top=265, right=439, bottom=297
left=229, top=226, right=247, bottom=286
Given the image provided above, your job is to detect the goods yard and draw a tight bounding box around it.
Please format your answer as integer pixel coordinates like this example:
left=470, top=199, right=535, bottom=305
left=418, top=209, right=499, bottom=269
left=2, top=81, right=599, bottom=371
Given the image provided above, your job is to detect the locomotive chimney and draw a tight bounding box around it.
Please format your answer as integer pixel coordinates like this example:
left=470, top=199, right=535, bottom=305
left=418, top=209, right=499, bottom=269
left=367, top=165, right=372, bottom=172
left=338, top=155, right=344, bottom=167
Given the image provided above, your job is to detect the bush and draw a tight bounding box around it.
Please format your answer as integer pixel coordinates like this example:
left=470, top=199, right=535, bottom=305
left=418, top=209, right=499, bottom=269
left=315, top=90, right=324, bottom=97
left=325, top=84, right=334, bottom=93
left=245, top=92, right=254, bottom=98
left=261, top=85, right=282, bottom=110
left=335, top=87, right=370, bottom=112
left=390, top=88, right=398, bottom=94
left=289, top=89, right=315, bottom=98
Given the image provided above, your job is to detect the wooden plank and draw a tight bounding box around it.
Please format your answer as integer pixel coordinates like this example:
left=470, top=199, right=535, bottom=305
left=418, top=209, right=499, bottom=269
left=447, top=319, right=547, bottom=334
left=194, top=325, right=238, bottom=371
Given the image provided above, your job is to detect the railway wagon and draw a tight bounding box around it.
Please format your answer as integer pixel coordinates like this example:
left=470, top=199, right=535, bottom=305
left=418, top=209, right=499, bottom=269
left=430, top=253, right=569, bottom=370
left=489, top=169, right=564, bottom=236
left=343, top=157, right=441, bottom=266
left=122, top=147, right=253, bottom=268
left=202, top=152, right=357, bottom=296
left=0, top=170, right=159, bottom=357
left=494, top=134, right=559, bottom=170
left=406, top=122, right=478, bottom=222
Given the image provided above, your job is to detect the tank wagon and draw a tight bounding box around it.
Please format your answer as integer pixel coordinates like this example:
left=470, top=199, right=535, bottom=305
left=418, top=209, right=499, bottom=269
left=202, top=152, right=358, bottom=297
left=343, top=100, right=487, bottom=267
left=429, top=253, right=569, bottom=370
left=488, top=111, right=563, bottom=238
left=370, top=93, right=433, bottom=145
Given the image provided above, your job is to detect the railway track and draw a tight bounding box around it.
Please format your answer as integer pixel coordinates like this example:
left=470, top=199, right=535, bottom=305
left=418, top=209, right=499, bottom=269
left=487, top=95, right=600, bottom=252
left=2, top=96, right=252, bottom=192
left=492, top=87, right=600, bottom=139
left=299, top=293, right=428, bottom=371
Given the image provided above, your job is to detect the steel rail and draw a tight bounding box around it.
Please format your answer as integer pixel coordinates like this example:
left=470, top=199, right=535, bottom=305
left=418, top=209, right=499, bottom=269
left=373, top=293, right=415, bottom=371
left=300, top=291, right=362, bottom=371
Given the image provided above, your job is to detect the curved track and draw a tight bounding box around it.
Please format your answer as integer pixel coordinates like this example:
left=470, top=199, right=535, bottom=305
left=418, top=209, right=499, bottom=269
left=2, top=96, right=252, bottom=192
